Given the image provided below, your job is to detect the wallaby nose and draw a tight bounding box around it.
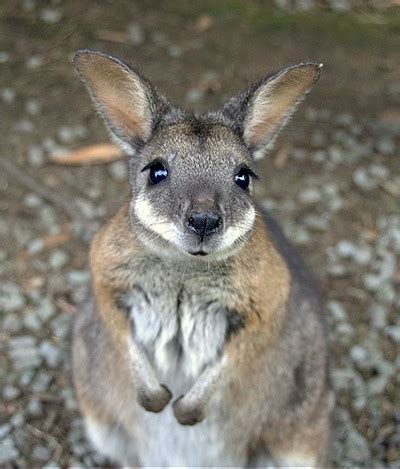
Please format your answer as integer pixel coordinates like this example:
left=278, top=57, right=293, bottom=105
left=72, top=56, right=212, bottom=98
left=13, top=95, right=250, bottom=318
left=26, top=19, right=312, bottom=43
left=187, top=211, right=222, bottom=239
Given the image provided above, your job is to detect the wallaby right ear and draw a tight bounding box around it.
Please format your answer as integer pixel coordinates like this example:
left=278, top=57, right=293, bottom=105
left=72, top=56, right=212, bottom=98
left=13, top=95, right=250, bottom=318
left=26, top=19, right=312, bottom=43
left=73, top=50, right=169, bottom=154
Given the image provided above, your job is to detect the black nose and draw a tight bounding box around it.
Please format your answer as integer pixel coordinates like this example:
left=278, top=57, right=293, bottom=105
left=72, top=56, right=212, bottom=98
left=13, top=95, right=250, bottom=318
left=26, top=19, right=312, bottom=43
left=187, top=211, right=222, bottom=239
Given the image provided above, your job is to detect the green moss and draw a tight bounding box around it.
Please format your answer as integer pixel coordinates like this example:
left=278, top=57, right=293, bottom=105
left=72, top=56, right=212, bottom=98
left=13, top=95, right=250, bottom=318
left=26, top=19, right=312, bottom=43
left=164, top=0, right=400, bottom=43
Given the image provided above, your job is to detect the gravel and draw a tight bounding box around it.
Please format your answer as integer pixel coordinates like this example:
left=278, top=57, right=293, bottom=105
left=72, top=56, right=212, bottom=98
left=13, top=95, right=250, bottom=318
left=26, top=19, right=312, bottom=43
left=1, top=6, right=399, bottom=464
left=0, top=437, right=19, bottom=464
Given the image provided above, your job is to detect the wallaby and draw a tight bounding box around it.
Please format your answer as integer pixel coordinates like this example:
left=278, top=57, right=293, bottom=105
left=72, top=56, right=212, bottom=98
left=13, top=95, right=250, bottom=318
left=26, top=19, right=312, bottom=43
left=72, top=50, right=333, bottom=467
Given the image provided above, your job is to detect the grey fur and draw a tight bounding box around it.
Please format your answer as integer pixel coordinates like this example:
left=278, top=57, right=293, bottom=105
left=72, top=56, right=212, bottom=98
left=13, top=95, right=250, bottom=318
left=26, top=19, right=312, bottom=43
left=72, top=51, right=331, bottom=467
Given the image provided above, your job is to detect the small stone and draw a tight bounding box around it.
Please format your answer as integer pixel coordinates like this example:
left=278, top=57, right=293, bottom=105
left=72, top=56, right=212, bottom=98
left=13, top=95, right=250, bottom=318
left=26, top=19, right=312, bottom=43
left=25, top=98, right=41, bottom=115
left=335, top=322, right=354, bottom=339
left=0, top=51, right=10, bottom=63
left=9, top=337, right=42, bottom=370
left=298, top=188, right=321, bottom=204
left=0, top=282, right=26, bottom=312
left=0, top=87, right=16, bottom=103
left=311, top=130, right=325, bottom=147
left=385, top=325, right=400, bottom=343
left=327, top=263, right=348, bottom=278
left=109, top=161, right=128, bottom=181
left=375, top=282, right=395, bottom=304
left=50, top=313, right=71, bottom=339
left=49, top=249, right=70, bottom=270
left=19, top=370, right=34, bottom=387
left=23, top=193, right=43, bottom=208
left=350, top=345, right=368, bottom=365
left=15, top=119, right=34, bottom=133
left=305, top=107, right=318, bottom=121
left=3, top=385, right=20, bottom=401
left=303, top=213, right=330, bottom=231
left=32, top=444, right=51, bottom=462
left=67, top=270, right=90, bottom=285
left=0, top=437, right=19, bottom=464
left=0, top=424, right=11, bottom=439
left=26, top=55, right=44, bottom=69
left=376, top=136, right=395, bottom=156
left=363, top=273, right=382, bottom=292
left=27, top=238, right=44, bottom=254
left=36, top=298, right=56, bottom=322
left=368, top=303, right=387, bottom=329
left=27, top=398, right=43, bottom=416
left=2, top=314, right=22, bottom=333
left=185, top=88, right=205, bottom=104
left=39, top=340, right=62, bottom=368
left=23, top=310, right=42, bottom=331
left=75, top=199, right=96, bottom=220
left=31, top=371, right=52, bottom=393
left=353, top=168, right=376, bottom=191
left=40, top=7, right=63, bottom=23
left=335, top=112, right=353, bottom=127
left=127, top=22, right=145, bottom=45
left=167, top=45, right=183, bottom=58
left=10, top=412, right=24, bottom=427
left=345, top=427, right=370, bottom=463
left=327, top=300, right=347, bottom=321
left=44, top=462, right=60, bottom=469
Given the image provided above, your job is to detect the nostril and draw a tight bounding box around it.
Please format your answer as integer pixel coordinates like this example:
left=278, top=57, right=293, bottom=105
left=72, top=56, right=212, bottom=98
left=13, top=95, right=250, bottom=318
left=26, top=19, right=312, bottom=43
left=187, top=211, right=222, bottom=238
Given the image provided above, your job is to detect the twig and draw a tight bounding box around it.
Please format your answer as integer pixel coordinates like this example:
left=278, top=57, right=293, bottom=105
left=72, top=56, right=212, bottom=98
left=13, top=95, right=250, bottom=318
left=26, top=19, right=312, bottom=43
left=0, top=156, right=83, bottom=221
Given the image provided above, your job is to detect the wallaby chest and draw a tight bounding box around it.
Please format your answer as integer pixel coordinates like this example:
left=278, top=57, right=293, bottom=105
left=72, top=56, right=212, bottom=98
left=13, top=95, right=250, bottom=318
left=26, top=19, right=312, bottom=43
left=120, top=257, right=233, bottom=388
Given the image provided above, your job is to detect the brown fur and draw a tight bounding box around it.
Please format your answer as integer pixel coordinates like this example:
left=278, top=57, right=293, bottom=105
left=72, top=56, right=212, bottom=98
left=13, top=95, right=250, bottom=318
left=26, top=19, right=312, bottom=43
left=71, top=50, right=331, bottom=467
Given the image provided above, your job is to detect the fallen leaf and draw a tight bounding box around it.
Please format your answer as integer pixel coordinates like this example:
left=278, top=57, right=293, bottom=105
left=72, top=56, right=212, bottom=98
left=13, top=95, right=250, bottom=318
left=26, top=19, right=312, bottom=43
left=193, top=15, right=215, bottom=33
left=273, top=145, right=290, bottom=169
left=379, top=109, right=400, bottom=125
left=50, top=143, right=124, bottom=165
left=96, top=30, right=128, bottom=43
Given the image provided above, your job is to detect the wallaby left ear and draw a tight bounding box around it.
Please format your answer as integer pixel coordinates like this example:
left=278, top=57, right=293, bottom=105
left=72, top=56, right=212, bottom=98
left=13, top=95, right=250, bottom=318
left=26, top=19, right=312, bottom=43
left=222, top=63, right=322, bottom=159
left=73, top=50, right=170, bottom=155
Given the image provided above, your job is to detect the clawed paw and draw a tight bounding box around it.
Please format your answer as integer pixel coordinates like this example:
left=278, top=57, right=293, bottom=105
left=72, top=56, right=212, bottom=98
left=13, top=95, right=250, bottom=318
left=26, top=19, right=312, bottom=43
left=137, top=384, right=172, bottom=413
left=172, top=395, right=205, bottom=425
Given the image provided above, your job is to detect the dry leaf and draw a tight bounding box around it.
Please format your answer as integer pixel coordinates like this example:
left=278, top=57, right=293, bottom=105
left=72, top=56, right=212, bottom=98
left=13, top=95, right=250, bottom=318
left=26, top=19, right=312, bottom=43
left=379, top=109, right=400, bottom=125
left=96, top=30, right=128, bottom=43
left=51, top=143, right=124, bottom=166
left=273, top=145, right=290, bottom=169
left=193, top=15, right=215, bottom=33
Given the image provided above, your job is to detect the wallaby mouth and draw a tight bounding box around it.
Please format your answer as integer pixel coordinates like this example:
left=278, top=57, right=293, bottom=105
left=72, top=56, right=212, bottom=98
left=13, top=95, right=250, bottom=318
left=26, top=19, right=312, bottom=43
left=189, top=250, right=208, bottom=256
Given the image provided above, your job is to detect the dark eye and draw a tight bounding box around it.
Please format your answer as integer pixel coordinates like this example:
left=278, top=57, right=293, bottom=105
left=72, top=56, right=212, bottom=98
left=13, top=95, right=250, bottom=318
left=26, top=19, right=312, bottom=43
left=143, top=161, right=168, bottom=185
left=235, top=167, right=255, bottom=190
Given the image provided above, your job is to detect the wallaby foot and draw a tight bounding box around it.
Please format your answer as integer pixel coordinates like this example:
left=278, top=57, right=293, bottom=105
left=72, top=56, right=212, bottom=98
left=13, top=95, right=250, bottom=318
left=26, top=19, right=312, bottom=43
left=137, top=384, right=172, bottom=413
left=173, top=395, right=206, bottom=426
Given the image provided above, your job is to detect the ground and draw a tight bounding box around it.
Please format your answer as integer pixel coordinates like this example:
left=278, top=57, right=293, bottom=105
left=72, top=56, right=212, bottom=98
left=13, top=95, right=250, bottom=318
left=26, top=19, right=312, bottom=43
left=0, top=0, right=399, bottom=467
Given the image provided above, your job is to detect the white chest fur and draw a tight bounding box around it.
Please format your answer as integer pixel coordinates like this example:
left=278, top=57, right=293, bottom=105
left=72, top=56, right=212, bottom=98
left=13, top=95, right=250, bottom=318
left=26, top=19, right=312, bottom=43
left=124, top=267, right=230, bottom=391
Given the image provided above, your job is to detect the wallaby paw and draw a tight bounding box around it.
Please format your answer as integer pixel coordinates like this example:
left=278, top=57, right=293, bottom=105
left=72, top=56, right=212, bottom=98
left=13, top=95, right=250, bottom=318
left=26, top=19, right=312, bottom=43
left=173, top=395, right=205, bottom=425
left=137, top=384, right=172, bottom=413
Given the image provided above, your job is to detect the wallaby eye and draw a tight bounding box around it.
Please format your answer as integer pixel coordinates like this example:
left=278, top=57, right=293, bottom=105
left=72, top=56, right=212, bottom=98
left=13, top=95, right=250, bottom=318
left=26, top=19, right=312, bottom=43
left=142, top=161, right=168, bottom=185
left=235, top=167, right=256, bottom=190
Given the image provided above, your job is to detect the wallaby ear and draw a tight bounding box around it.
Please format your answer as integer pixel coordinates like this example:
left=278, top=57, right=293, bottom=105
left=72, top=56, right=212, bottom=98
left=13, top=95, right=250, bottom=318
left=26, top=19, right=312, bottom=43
left=73, top=50, right=169, bottom=154
left=222, top=63, right=322, bottom=159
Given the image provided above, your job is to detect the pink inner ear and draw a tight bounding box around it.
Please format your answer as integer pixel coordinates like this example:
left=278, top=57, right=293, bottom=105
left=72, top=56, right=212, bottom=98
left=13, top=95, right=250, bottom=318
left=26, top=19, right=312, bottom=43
left=75, top=53, right=151, bottom=141
left=245, top=65, right=320, bottom=148
left=106, top=104, right=148, bottom=140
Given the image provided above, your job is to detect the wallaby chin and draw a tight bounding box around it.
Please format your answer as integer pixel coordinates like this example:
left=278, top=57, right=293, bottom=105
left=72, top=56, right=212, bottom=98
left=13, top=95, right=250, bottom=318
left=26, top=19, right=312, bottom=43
left=72, top=50, right=332, bottom=468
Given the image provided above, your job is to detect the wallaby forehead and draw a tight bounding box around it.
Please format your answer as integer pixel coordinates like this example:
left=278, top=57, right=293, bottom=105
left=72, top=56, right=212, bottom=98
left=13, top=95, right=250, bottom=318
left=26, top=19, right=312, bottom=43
left=147, top=121, right=248, bottom=165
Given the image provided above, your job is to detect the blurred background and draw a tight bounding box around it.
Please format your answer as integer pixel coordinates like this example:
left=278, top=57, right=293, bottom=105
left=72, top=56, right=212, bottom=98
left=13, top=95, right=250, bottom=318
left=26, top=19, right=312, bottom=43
left=0, top=0, right=399, bottom=466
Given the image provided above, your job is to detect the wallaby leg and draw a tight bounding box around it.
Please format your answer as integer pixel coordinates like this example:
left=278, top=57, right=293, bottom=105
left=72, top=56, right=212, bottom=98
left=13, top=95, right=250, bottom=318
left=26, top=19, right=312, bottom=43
left=266, top=398, right=332, bottom=468
left=85, top=416, right=140, bottom=466
left=127, top=336, right=172, bottom=412
left=173, top=358, right=225, bottom=425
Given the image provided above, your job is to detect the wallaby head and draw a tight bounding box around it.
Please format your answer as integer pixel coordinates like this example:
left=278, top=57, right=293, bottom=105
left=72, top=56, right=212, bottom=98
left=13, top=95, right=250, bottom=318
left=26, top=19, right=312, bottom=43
left=74, top=50, right=321, bottom=260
